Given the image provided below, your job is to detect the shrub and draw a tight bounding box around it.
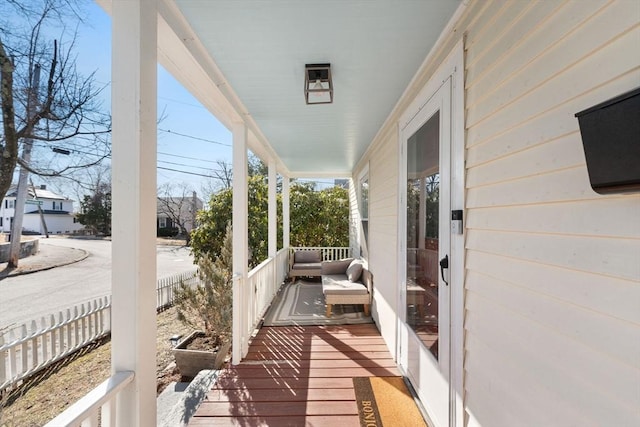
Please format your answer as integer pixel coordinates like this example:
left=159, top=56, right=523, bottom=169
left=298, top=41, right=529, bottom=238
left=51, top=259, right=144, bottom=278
left=174, top=223, right=232, bottom=340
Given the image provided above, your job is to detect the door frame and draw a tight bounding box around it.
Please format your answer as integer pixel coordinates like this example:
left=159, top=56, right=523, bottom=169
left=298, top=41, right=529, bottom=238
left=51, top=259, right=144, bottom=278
left=396, top=39, right=465, bottom=427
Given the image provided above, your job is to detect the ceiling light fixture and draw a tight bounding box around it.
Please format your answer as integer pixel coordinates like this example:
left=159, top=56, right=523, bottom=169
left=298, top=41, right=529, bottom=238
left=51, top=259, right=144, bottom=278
left=305, top=63, right=333, bottom=104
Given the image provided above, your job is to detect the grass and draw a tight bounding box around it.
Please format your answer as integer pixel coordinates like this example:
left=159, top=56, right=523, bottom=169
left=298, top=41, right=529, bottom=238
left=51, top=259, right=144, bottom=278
left=0, top=307, right=192, bottom=427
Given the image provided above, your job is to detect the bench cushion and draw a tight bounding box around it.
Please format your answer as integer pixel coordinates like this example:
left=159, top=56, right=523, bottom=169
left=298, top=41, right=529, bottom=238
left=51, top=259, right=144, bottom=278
left=322, top=275, right=368, bottom=295
left=291, top=262, right=321, bottom=271
left=320, top=258, right=353, bottom=275
left=295, top=250, right=322, bottom=263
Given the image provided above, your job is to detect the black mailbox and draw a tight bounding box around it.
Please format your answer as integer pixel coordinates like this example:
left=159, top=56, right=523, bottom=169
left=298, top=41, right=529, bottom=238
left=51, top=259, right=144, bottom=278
left=575, top=87, right=640, bottom=194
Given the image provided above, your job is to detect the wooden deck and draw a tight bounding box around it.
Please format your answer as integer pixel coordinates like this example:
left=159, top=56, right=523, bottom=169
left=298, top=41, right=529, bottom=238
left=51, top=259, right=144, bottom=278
left=189, top=324, right=401, bottom=426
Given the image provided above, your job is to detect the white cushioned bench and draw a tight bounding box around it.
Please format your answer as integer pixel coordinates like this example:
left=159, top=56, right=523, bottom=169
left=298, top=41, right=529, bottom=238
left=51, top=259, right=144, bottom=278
left=321, top=258, right=371, bottom=317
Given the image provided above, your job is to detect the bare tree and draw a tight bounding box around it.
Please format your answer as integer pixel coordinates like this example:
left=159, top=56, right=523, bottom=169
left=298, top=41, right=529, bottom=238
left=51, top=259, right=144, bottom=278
left=213, top=160, right=233, bottom=187
left=0, top=0, right=111, bottom=203
left=199, top=159, right=232, bottom=201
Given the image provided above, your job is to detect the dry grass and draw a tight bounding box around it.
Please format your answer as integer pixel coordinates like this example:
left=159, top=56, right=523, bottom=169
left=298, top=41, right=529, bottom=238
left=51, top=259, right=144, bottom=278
left=0, top=307, right=192, bottom=427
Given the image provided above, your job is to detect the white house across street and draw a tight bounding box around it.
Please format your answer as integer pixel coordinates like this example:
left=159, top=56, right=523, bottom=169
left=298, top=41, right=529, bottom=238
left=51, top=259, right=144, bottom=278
left=0, top=185, right=84, bottom=235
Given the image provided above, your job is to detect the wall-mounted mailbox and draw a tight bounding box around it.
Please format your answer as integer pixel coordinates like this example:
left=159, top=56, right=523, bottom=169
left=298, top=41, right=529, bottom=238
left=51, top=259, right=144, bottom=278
left=575, top=87, right=640, bottom=194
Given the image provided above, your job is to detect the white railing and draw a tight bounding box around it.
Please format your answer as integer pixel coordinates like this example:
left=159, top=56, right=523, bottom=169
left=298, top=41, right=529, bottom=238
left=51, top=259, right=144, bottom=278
left=0, top=297, right=111, bottom=393
left=156, top=269, right=200, bottom=310
left=234, top=248, right=289, bottom=362
left=0, top=270, right=199, bottom=393
left=275, top=247, right=289, bottom=285
left=290, top=246, right=352, bottom=262
left=43, top=370, right=134, bottom=427
left=247, top=257, right=277, bottom=332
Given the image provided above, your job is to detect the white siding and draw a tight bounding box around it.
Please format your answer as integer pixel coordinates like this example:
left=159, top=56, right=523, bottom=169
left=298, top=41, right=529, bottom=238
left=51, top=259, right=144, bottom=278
left=23, top=213, right=83, bottom=234
left=362, top=130, right=400, bottom=352
left=358, top=0, right=639, bottom=425
left=462, top=0, right=640, bottom=425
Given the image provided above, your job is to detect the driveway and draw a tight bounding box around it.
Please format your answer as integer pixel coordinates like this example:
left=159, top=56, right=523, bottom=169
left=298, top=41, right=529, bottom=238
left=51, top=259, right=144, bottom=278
left=0, top=237, right=196, bottom=332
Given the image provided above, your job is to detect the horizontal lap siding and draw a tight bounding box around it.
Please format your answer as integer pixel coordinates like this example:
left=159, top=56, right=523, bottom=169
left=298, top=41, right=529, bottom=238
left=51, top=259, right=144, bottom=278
left=367, top=132, right=400, bottom=352
left=463, top=1, right=640, bottom=426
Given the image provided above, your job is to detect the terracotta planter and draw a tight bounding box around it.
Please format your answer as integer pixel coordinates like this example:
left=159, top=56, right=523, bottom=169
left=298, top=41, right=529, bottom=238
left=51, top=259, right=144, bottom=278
left=173, top=331, right=230, bottom=378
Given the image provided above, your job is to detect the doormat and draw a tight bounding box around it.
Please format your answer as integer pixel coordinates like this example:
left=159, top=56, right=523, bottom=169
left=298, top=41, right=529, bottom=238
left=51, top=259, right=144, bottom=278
left=352, top=377, right=427, bottom=427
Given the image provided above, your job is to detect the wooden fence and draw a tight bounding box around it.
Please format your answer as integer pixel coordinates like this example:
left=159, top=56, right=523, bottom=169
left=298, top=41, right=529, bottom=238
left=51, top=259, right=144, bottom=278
left=0, top=269, right=200, bottom=393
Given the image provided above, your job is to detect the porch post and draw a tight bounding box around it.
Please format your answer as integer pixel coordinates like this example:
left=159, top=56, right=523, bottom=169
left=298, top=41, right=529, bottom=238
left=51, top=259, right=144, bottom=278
left=232, top=122, right=248, bottom=365
left=111, top=0, right=157, bottom=425
left=268, top=158, right=277, bottom=258
left=282, top=177, right=290, bottom=249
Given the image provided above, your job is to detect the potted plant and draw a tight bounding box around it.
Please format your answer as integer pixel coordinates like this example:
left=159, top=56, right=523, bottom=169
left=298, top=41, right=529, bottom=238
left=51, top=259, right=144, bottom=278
left=173, top=224, right=233, bottom=378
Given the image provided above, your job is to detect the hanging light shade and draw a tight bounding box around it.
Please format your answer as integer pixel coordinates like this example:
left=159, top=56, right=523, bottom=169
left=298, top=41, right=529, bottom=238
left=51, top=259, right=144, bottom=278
left=304, top=63, right=333, bottom=104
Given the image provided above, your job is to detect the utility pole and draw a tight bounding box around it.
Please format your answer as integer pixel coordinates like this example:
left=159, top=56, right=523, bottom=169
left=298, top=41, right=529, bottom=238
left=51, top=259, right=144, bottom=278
left=8, top=64, right=40, bottom=267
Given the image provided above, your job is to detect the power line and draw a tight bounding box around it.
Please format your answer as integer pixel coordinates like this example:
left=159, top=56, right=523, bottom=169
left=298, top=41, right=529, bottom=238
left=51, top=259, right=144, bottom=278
left=34, top=142, right=224, bottom=178
left=158, top=151, right=221, bottom=164
left=157, top=166, right=215, bottom=178
left=158, top=96, right=207, bottom=110
left=157, top=159, right=221, bottom=172
left=158, top=128, right=231, bottom=146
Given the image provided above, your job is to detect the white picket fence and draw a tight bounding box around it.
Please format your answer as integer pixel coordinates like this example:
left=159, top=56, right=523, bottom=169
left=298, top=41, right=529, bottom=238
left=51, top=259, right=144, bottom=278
left=156, top=269, right=200, bottom=310
left=0, top=269, right=200, bottom=393
left=0, top=297, right=111, bottom=393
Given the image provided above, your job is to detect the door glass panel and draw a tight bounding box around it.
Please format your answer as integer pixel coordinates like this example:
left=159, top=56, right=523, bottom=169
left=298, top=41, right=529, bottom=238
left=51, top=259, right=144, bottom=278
left=406, top=111, right=440, bottom=359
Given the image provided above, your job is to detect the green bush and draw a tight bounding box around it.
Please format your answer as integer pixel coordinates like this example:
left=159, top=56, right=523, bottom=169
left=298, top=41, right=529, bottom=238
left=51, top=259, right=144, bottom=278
left=157, top=227, right=179, bottom=237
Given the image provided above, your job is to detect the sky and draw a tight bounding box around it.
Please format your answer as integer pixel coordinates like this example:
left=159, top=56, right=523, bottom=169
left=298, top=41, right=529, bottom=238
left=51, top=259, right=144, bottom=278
left=70, top=2, right=233, bottom=199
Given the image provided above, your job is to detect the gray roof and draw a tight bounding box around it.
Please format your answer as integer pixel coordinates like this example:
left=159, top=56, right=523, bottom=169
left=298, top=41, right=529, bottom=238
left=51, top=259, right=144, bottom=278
left=6, top=185, right=68, bottom=201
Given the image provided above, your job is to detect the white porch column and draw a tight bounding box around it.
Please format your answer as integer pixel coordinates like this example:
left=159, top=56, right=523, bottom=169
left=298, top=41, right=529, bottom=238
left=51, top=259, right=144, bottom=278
left=232, top=122, right=248, bottom=365
left=268, top=159, right=277, bottom=257
left=111, top=0, right=157, bottom=426
left=282, top=177, right=290, bottom=249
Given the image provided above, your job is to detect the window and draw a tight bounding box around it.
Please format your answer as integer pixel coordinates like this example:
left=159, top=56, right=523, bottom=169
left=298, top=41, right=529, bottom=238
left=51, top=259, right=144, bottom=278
left=159, top=217, right=167, bottom=228
left=52, top=201, right=63, bottom=210
left=5, top=200, right=15, bottom=209
left=358, top=165, right=370, bottom=254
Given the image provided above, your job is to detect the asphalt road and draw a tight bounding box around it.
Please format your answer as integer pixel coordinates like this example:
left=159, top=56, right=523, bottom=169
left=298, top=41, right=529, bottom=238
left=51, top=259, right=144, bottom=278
left=0, top=237, right=196, bottom=332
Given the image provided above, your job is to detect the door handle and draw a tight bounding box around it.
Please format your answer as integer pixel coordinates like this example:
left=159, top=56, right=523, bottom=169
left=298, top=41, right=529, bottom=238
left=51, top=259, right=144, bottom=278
left=439, top=255, right=449, bottom=286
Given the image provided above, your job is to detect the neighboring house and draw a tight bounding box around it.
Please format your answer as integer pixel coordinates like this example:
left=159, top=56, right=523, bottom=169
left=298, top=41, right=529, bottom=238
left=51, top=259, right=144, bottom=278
left=56, top=2, right=639, bottom=427
left=156, top=191, right=203, bottom=235
left=0, top=185, right=84, bottom=235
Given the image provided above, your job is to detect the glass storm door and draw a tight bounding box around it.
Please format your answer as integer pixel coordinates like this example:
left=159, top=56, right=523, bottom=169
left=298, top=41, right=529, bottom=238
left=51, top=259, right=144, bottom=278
left=400, top=78, right=451, bottom=426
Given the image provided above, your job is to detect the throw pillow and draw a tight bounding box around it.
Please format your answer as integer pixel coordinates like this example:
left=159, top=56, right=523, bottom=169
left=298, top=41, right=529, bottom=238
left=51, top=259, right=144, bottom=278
left=347, top=259, right=363, bottom=282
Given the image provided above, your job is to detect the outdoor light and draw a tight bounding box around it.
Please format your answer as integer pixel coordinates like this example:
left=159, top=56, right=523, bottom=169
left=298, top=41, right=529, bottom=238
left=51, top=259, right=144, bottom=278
left=305, top=63, right=333, bottom=104
left=169, top=334, right=182, bottom=347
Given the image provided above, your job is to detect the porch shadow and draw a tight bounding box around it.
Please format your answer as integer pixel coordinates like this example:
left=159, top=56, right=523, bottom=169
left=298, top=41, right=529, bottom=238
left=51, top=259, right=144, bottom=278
left=189, top=324, right=400, bottom=426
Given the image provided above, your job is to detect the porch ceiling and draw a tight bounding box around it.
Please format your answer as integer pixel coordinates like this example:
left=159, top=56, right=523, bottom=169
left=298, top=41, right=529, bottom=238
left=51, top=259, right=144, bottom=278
left=170, top=0, right=461, bottom=177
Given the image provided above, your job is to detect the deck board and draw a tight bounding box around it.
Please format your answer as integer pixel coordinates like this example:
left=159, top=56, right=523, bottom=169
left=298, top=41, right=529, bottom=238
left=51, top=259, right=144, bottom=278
left=190, top=415, right=360, bottom=427
left=189, top=324, right=399, bottom=426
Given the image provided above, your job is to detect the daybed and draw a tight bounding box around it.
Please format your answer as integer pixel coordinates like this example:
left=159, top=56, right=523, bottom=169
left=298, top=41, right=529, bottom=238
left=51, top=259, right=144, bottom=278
left=289, top=249, right=322, bottom=280
left=321, top=258, right=371, bottom=317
